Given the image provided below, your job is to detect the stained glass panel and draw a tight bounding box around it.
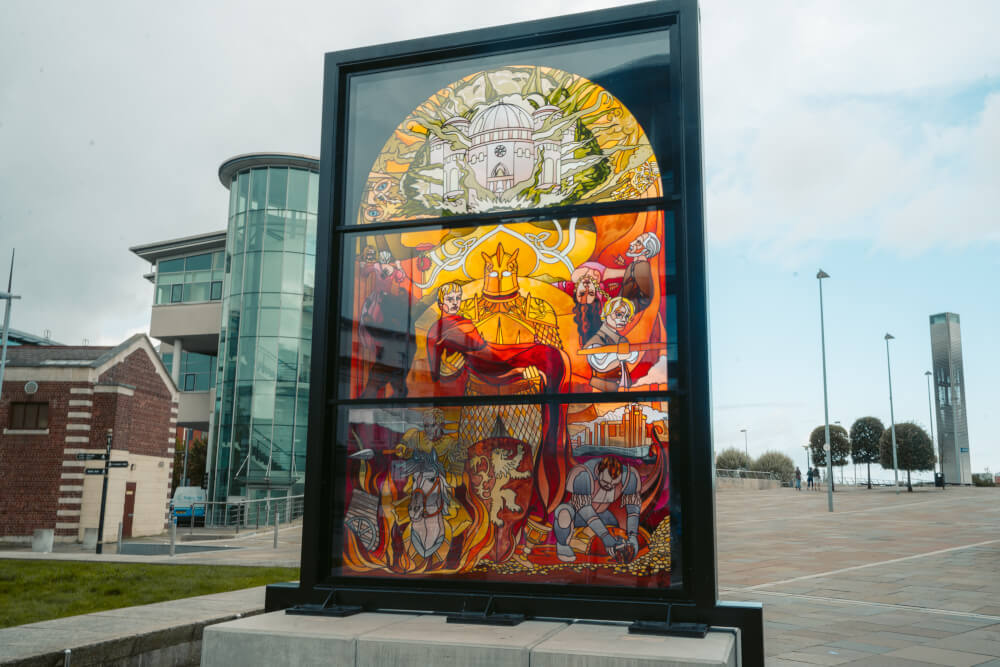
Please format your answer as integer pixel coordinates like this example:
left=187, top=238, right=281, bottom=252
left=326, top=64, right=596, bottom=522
left=337, top=212, right=674, bottom=399
left=335, top=400, right=671, bottom=588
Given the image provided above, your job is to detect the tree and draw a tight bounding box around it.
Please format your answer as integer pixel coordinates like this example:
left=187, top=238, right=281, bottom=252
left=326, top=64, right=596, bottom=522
left=809, top=424, right=850, bottom=491
left=850, top=416, right=884, bottom=489
left=751, top=451, right=796, bottom=484
left=879, top=422, right=935, bottom=492
left=172, top=437, right=208, bottom=492
left=716, top=447, right=751, bottom=471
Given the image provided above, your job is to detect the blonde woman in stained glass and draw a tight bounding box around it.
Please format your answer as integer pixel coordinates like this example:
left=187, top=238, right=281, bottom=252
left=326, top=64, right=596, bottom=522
left=583, top=297, right=639, bottom=392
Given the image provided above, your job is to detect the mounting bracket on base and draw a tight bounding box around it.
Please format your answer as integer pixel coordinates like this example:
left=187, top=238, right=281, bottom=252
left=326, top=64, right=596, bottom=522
left=446, top=595, right=524, bottom=627
left=629, top=604, right=708, bottom=638
left=286, top=589, right=363, bottom=618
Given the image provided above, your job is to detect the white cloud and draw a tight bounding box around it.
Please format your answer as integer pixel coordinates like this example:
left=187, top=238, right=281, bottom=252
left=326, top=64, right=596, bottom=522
left=701, top=0, right=1000, bottom=257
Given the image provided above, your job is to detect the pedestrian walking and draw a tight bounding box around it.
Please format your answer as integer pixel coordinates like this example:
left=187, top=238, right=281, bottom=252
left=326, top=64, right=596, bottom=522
left=806, top=467, right=813, bottom=490
left=813, top=467, right=822, bottom=490
left=795, top=467, right=802, bottom=491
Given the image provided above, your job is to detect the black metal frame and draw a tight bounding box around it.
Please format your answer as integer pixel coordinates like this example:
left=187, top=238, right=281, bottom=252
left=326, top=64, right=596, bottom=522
left=268, top=0, right=764, bottom=663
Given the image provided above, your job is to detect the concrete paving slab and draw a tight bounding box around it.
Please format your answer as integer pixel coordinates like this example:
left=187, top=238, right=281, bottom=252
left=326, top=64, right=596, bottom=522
left=882, top=645, right=994, bottom=666
left=838, top=656, right=939, bottom=666
left=824, top=640, right=895, bottom=655
left=775, top=650, right=854, bottom=666
left=927, top=635, right=1000, bottom=657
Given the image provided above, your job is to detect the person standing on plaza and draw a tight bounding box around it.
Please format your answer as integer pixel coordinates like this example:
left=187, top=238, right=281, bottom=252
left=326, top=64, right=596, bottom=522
left=813, top=467, right=822, bottom=490
left=795, top=467, right=802, bottom=491
left=806, top=467, right=813, bottom=490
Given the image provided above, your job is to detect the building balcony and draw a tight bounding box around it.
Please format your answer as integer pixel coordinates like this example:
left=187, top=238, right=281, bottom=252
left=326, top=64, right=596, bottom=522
left=177, top=389, right=214, bottom=431
left=150, top=301, right=221, bottom=355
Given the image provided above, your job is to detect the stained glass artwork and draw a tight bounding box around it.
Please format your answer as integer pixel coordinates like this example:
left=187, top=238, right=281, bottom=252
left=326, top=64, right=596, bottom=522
left=339, top=212, right=673, bottom=399
left=357, top=66, right=662, bottom=224
left=337, top=400, right=670, bottom=586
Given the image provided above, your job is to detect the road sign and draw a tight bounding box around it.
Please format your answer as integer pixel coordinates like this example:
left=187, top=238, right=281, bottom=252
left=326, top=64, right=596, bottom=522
left=85, top=468, right=105, bottom=475
left=76, top=453, right=108, bottom=461
left=109, top=461, right=129, bottom=468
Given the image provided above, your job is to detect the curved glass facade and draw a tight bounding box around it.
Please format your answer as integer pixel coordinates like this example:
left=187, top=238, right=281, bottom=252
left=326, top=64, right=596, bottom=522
left=211, top=160, right=319, bottom=501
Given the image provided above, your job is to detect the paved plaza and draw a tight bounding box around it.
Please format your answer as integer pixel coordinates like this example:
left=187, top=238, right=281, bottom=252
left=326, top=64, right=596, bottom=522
left=719, top=485, right=1000, bottom=665
left=2, top=485, right=999, bottom=665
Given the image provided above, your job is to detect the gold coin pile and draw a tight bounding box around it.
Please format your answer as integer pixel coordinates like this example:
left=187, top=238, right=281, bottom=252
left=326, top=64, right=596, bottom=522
left=470, top=518, right=671, bottom=578
left=610, top=517, right=670, bottom=576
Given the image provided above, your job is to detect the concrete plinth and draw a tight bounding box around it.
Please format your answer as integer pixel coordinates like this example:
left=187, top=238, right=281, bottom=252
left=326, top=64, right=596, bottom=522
left=31, top=529, right=53, bottom=553
left=201, top=611, right=737, bottom=667
left=532, top=621, right=736, bottom=667
left=356, top=613, right=565, bottom=667
left=201, top=612, right=408, bottom=666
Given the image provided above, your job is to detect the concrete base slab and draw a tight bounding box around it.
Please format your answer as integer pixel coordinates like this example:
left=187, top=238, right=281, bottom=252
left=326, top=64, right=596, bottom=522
left=533, top=622, right=737, bottom=666
left=201, top=611, right=738, bottom=667
left=356, top=614, right=566, bottom=667
left=201, top=611, right=409, bottom=666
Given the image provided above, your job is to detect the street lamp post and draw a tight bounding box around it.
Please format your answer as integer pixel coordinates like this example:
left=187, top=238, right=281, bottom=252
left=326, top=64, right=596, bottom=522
left=0, top=249, right=19, bottom=403
left=740, top=428, right=748, bottom=460
left=817, top=269, right=833, bottom=512
left=925, top=370, right=937, bottom=482
left=885, top=334, right=899, bottom=494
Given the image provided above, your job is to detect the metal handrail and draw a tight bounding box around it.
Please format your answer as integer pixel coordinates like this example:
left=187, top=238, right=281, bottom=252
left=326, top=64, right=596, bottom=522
left=715, top=468, right=779, bottom=480
left=179, top=494, right=305, bottom=534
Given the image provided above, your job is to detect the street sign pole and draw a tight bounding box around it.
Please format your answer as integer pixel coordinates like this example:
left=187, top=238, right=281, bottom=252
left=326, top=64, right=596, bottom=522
left=96, top=430, right=112, bottom=554
left=182, top=428, right=191, bottom=487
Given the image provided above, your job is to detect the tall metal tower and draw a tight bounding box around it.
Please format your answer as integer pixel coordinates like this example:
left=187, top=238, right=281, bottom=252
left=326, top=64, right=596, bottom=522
left=929, top=313, right=971, bottom=484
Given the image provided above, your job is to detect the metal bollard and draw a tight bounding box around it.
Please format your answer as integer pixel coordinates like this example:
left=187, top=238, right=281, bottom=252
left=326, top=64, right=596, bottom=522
left=64, top=648, right=71, bottom=666
left=169, top=519, right=176, bottom=557
left=117, top=522, right=123, bottom=554
left=273, top=510, right=279, bottom=549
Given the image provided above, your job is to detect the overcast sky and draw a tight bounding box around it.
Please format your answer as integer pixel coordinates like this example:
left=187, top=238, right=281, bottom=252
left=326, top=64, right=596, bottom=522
left=2, top=0, right=998, bottom=477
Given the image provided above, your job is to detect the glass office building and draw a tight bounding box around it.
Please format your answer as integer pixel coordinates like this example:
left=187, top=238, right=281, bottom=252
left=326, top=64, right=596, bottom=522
left=211, top=154, right=320, bottom=503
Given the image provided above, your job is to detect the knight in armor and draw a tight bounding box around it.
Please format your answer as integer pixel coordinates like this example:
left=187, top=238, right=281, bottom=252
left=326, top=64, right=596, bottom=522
left=553, top=456, right=641, bottom=563
left=458, top=243, right=562, bottom=349
left=394, top=408, right=465, bottom=481
left=392, top=409, right=471, bottom=566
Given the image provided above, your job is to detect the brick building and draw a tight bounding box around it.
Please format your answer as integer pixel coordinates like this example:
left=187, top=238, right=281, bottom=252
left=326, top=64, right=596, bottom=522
left=0, top=334, right=178, bottom=543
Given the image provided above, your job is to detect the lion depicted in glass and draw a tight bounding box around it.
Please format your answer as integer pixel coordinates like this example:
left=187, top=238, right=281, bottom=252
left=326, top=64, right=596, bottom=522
left=358, top=66, right=662, bottom=224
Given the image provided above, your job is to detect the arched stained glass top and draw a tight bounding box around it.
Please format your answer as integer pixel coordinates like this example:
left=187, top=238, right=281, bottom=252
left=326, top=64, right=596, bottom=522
left=357, top=66, right=661, bottom=225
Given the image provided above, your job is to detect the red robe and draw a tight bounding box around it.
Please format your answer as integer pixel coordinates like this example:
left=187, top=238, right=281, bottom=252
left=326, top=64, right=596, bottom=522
left=425, top=313, right=571, bottom=514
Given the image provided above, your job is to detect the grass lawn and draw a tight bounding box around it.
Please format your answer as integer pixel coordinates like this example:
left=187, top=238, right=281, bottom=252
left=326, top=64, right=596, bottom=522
left=0, top=560, right=298, bottom=628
